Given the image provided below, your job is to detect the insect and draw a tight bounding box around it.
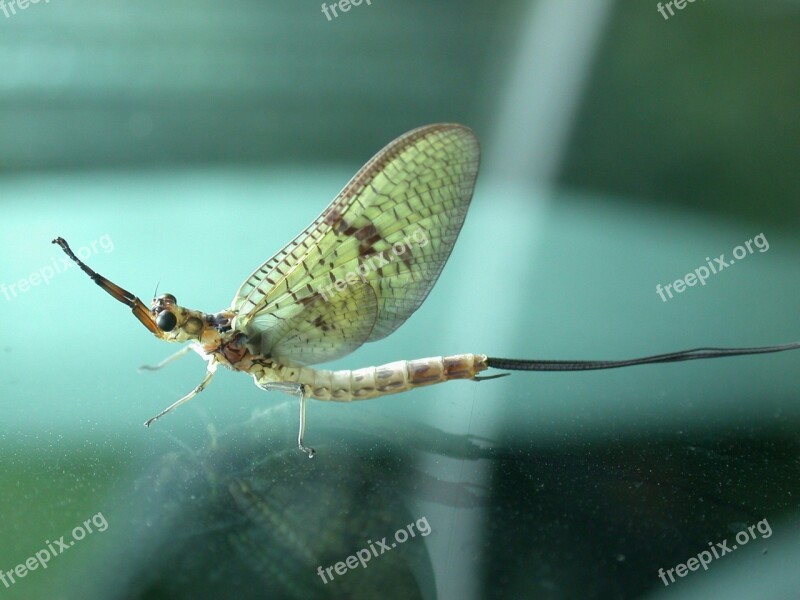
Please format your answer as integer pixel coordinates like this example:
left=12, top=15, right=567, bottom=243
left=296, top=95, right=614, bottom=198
left=53, top=123, right=800, bottom=457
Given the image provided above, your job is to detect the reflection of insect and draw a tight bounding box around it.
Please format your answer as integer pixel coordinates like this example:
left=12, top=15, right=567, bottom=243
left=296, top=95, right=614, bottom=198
left=54, top=123, right=800, bottom=457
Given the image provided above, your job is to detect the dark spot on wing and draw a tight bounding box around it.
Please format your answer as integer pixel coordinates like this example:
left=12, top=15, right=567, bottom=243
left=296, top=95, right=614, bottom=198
left=324, top=208, right=343, bottom=227
left=312, top=315, right=333, bottom=332
left=355, top=222, right=383, bottom=256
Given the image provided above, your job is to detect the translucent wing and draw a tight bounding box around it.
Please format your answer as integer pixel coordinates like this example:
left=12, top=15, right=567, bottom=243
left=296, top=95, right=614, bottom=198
left=246, top=283, right=378, bottom=367
left=231, top=123, right=479, bottom=365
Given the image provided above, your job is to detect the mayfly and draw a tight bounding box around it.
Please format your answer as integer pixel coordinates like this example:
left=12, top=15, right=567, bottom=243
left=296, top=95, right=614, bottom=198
left=53, top=123, right=800, bottom=457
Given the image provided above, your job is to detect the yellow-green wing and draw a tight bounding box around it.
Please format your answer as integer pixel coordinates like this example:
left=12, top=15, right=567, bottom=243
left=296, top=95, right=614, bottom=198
left=247, top=283, right=378, bottom=367
left=231, top=123, right=479, bottom=365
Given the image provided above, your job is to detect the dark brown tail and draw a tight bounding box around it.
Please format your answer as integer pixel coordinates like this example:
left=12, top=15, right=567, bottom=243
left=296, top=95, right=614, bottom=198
left=487, top=342, right=800, bottom=372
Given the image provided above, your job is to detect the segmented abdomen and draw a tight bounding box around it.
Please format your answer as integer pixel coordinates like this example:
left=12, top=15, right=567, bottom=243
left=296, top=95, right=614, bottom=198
left=271, top=354, right=489, bottom=401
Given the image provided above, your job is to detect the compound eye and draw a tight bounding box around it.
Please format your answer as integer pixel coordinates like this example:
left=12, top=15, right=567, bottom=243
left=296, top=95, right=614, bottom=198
left=156, top=310, right=178, bottom=332
left=159, top=294, right=177, bottom=306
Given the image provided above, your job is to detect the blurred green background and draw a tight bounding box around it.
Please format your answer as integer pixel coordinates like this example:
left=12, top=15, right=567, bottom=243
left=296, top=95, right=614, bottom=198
left=1, top=1, right=799, bottom=599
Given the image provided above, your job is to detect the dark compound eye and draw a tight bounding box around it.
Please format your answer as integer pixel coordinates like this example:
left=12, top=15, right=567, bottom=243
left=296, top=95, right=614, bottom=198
left=159, top=293, right=177, bottom=306
left=156, top=310, right=178, bottom=332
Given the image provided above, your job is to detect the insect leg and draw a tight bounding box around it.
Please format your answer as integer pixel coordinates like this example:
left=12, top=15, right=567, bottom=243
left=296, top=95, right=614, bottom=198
left=144, top=362, right=218, bottom=427
left=257, top=382, right=315, bottom=459
left=138, top=345, right=193, bottom=372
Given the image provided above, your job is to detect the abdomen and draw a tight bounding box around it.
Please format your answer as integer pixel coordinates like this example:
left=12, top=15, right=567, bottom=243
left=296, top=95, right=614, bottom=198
left=270, top=354, right=489, bottom=401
